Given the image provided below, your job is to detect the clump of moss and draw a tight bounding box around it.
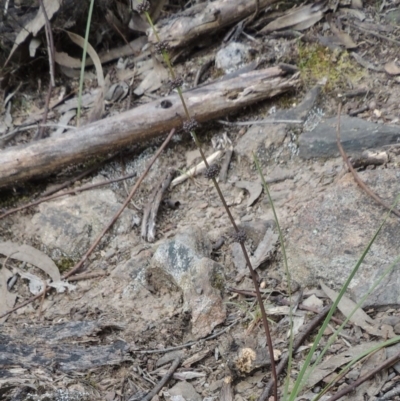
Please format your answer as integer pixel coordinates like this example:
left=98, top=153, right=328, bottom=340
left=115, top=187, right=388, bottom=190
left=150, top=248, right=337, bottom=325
left=211, top=270, right=225, bottom=292
left=297, top=42, right=365, bottom=92
left=55, top=257, right=76, bottom=274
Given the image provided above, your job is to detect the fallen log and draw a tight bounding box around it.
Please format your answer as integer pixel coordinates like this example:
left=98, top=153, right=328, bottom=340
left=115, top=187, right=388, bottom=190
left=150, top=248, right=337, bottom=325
left=0, top=66, right=299, bottom=188
left=149, top=0, right=279, bottom=48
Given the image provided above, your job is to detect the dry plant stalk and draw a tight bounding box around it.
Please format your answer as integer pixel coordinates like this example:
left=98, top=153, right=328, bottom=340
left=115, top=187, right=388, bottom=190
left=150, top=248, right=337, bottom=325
left=140, top=1, right=279, bottom=398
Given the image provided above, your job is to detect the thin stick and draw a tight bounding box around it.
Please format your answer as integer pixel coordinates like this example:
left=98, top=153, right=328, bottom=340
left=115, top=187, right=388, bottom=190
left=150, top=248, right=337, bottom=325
left=63, top=128, right=176, bottom=279
left=0, top=170, right=137, bottom=220
left=132, top=319, right=239, bottom=354
left=68, top=271, right=109, bottom=281
left=218, top=119, right=303, bottom=126
left=139, top=358, right=181, bottom=401
left=325, top=351, right=400, bottom=401
left=336, top=104, right=400, bottom=218
left=141, top=169, right=175, bottom=242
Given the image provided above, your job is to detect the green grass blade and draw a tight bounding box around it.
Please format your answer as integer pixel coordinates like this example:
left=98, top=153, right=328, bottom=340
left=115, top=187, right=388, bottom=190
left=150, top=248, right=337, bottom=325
left=253, top=154, right=294, bottom=399
left=288, top=194, right=400, bottom=400
left=76, top=0, right=95, bottom=125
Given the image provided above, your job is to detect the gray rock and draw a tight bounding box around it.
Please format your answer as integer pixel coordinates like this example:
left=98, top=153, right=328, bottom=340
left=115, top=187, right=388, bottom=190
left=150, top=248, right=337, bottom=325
left=285, top=168, right=400, bottom=307
left=299, top=116, right=400, bottom=159
left=236, top=123, right=287, bottom=160
left=274, top=84, right=322, bottom=121
left=215, top=42, right=252, bottom=74
left=167, top=381, right=202, bottom=401
left=151, top=226, right=226, bottom=339
left=29, top=189, right=136, bottom=259
left=236, top=86, right=321, bottom=159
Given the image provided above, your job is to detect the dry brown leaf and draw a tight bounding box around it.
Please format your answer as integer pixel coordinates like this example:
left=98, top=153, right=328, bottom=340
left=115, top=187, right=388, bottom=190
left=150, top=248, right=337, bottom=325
left=260, top=2, right=327, bottom=33
left=329, top=21, right=357, bottom=49
left=128, top=14, right=150, bottom=33
left=340, top=8, right=366, bottom=21
left=250, top=227, right=279, bottom=269
left=384, top=60, right=400, bottom=75
left=0, top=242, right=73, bottom=293
left=354, top=348, right=387, bottom=400
left=66, top=31, right=105, bottom=88
left=320, top=281, right=385, bottom=337
left=86, top=74, right=111, bottom=124
left=54, top=51, right=82, bottom=69
left=134, top=56, right=168, bottom=96
left=5, top=0, right=61, bottom=65
left=306, top=341, right=380, bottom=388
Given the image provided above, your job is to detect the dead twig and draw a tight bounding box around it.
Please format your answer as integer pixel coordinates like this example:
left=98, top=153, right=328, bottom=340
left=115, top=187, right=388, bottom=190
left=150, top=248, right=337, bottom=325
left=40, top=153, right=117, bottom=197
left=325, top=350, right=400, bottom=401
left=67, top=271, right=109, bottom=281
left=218, top=119, right=303, bottom=126
left=63, top=128, right=176, bottom=279
left=141, top=169, right=175, bottom=242
left=138, top=357, right=181, bottom=401
left=132, top=319, right=239, bottom=354
left=0, top=170, right=137, bottom=220
left=336, top=104, right=400, bottom=218
left=0, top=291, right=45, bottom=320
left=345, top=21, right=400, bottom=46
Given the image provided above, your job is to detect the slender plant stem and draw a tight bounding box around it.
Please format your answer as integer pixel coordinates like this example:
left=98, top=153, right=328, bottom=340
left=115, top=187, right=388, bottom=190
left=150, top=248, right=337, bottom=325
left=142, top=4, right=278, bottom=399
left=77, top=0, right=95, bottom=125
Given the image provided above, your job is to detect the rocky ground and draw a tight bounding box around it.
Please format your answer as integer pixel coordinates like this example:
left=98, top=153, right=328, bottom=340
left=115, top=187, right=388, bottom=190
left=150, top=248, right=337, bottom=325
left=1, top=0, right=400, bottom=400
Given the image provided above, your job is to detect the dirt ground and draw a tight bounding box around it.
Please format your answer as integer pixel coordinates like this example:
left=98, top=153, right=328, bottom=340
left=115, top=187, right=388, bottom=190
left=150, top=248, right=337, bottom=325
left=1, top=1, right=400, bottom=400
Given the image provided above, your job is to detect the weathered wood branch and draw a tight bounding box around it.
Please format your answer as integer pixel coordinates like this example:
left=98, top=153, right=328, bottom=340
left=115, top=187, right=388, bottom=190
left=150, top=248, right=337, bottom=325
left=0, top=66, right=299, bottom=188
left=149, top=0, right=279, bottom=48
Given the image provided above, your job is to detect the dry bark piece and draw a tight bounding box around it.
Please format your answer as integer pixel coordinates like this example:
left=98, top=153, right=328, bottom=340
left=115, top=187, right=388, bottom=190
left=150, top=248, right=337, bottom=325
left=350, top=150, right=388, bottom=168
left=0, top=66, right=298, bottom=188
left=0, top=334, right=129, bottom=372
left=220, top=376, right=234, bottom=401
left=141, top=169, right=175, bottom=243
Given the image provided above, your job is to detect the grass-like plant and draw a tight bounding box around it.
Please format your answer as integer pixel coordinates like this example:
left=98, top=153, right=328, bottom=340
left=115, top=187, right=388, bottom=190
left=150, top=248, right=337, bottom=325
left=256, top=151, right=400, bottom=400
left=77, top=0, right=95, bottom=124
